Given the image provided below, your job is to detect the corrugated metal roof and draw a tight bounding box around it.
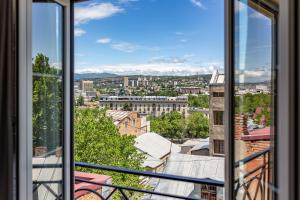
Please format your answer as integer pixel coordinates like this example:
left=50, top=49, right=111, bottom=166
left=181, top=138, right=209, bottom=147
left=135, top=132, right=180, bottom=159
left=106, top=110, right=131, bottom=125
left=151, top=154, right=224, bottom=199
left=143, top=154, right=164, bottom=169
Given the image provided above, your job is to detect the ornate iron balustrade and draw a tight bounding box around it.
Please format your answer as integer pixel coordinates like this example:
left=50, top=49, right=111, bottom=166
left=234, top=148, right=272, bottom=200
left=32, top=147, right=272, bottom=200
left=74, top=162, right=224, bottom=200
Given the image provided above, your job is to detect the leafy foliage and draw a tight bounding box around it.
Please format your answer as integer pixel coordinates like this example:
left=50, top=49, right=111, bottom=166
left=186, top=112, right=209, bottom=138
left=32, top=53, right=62, bottom=151
left=149, top=112, right=185, bottom=139
left=77, top=95, right=84, bottom=106
left=122, top=103, right=133, bottom=111
left=235, top=93, right=272, bottom=125
left=75, top=108, right=145, bottom=199
left=188, top=95, right=209, bottom=108
left=149, top=111, right=209, bottom=139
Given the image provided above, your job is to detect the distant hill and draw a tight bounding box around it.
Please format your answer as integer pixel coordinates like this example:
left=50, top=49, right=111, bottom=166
left=75, top=73, right=118, bottom=80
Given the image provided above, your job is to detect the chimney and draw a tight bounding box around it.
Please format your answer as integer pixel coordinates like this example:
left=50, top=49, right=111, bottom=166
left=234, top=114, right=248, bottom=140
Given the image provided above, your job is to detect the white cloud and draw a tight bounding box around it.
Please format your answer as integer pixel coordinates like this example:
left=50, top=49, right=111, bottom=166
left=148, top=56, right=187, bottom=64
left=180, top=39, right=187, bottom=43
left=175, top=32, right=184, bottom=35
left=111, top=42, right=140, bottom=53
left=235, top=67, right=271, bottom=83
left=75, top=61, right=222, bottom=76
left=74, top=28, right=86, bottom=37
left=190, top=0, right=206, bottom=9
left=119, top=0, right=138, bottom=4
left=75, top=3, right=123, bottom=25
left=96, top=37, right=112, bottom=44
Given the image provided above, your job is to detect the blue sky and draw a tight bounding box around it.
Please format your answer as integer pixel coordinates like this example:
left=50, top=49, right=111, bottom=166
left=28, top=0, right=272, bottom=80
left=74, top=0, right=225, bottom=75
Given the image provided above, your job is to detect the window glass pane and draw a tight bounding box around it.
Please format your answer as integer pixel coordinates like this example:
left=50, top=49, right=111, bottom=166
left=32, top=1, right=64, bottom=199
left=234, top=0, right=276, bottom=199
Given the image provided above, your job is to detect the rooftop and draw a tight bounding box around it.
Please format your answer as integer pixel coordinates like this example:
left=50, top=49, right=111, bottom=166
left=106, top=110, right=133, bottom=125
left=242, top=127, right=271, bottom=141
left=134, top=132, right=180, bottom=160
left=152, top=154, right=224, bottom=199
left=209, top=70, right=224, bottom=85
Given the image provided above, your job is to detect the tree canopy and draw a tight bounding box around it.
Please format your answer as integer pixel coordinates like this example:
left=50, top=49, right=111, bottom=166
left=186, top=112, right=209, bottom=138
left=75, top=108, right=145, bottom=199
left=188, top=95, right=209, bottom=108
left=149, top=111, right=208, bottom=139
left=32, top=53, right=62, bottom=151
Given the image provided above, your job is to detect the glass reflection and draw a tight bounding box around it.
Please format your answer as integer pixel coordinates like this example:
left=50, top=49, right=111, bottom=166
left=32, top=1, right=64, bottom=199
left=234, top=0, right=275, bottom=199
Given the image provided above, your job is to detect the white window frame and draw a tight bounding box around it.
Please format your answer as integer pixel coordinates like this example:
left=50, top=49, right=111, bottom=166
left=18, top=0, right=72, bottom=199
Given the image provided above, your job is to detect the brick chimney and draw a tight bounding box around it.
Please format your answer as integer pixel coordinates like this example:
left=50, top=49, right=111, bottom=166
left=234, top=114, right=248, bottom=140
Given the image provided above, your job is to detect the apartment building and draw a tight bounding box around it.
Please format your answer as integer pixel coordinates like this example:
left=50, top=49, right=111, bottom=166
left=99, top=96, right=188, bottom=117
left=209, top=70, right=225, bottom=156
left=79, top=80, right=94, bottom=92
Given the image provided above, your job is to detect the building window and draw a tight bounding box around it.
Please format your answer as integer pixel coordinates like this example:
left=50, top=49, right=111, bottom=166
left=212, top=92, right=224, bottom=97
left=201, top=185, right=217, bottom=200
left=213, top=111, right=224, bottom=125
left=214, top=140, right=224, bottom=154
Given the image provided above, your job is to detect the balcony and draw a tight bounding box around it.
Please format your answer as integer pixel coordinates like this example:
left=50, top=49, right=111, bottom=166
left=32, top=148, right=270, bottom=200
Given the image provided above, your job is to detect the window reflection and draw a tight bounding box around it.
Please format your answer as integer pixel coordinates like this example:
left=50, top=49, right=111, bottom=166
left=234, top=0, right=276, bottom=199
left=32, top=1, right=64, bottom=199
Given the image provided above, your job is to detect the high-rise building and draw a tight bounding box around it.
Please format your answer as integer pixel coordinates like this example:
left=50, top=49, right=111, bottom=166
left=123, top=77, right=128, bottom=88
left=80, top=80, right=93, bottom=92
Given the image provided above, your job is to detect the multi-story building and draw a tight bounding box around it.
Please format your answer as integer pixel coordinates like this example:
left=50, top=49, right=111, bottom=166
left=123, top=77, right=128, bottom=88
left=99, top=96, right=188, bottom=117
left=178, top=87, right=202, bottom=94
left=79, top=80, right=94, bottom=92
left=209, top=70, right=225, bottom=156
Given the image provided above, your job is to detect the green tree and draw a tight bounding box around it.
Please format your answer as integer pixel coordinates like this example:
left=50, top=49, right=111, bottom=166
left=32, top=53, right=62, bottom=151
left=186, top=112, right=209, bottom=138
left=75, top=108, right=145, bottom=199
left=188, top=95, right=209, bottom=108
left=235, top=93, right=272, bottom=125
left=150, top=112, right=185, bottom=139
left=122, top=103, right=133, bottom=111
left=77, top=95, right=84, bottom=106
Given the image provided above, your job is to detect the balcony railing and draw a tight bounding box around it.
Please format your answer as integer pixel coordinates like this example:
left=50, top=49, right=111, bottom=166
left=234, top=148, right=271, bottom=200
left=32, top=148, right=271, bottom=200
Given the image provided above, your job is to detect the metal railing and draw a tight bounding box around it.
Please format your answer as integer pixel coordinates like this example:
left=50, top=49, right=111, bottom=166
left=32, top=148, right=271, bottom=200
left=74, top=162, right=224, bottom=200
left=234, top=148, right=271, bottom=200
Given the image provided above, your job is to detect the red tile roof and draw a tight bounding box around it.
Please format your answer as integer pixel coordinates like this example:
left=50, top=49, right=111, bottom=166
left=241, top=127, right=271, bottom=141
left=74, top=171, right=111, bottom=199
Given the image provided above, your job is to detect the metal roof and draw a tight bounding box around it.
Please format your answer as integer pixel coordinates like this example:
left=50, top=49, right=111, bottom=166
left=134, top=132, right=180, bottom=159
left=152, top=154, right=224, bottom=199
left=181, top=138, right=209, bottom=147
left=106, top=110, right=132, bottom=125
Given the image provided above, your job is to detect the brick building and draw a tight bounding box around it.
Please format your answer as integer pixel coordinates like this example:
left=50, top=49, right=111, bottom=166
left=106, top=110, right=149, bottom=136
